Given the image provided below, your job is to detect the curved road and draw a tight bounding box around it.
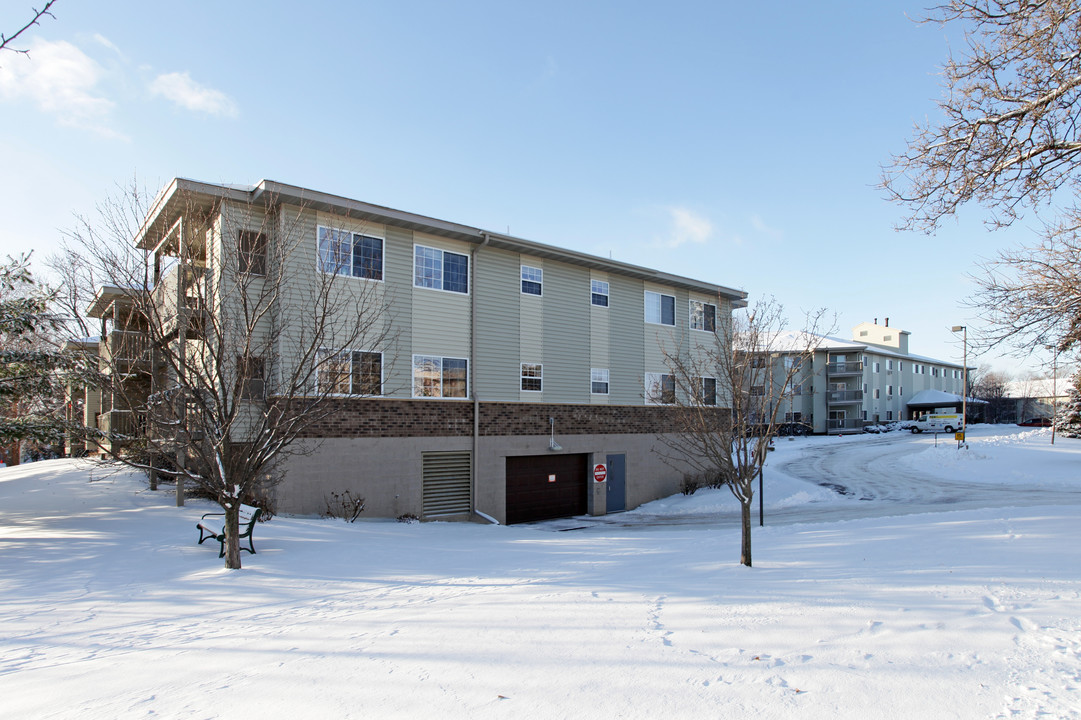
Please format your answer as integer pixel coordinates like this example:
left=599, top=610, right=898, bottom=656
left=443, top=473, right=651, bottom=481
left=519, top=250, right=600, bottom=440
left=543, top=430, right=1080, bottom=531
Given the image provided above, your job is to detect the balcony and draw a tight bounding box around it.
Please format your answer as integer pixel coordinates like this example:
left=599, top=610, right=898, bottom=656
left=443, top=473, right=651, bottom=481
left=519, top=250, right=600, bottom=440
left=101, top=330, right=150, bottom=375
left=826, top=361, right=863, bottom=376
left=827, top=418, right=864, bottom=433
left=152, top=263, right=206, bottom=336
left=97, top=409, right=145, bottom=440
left=826, top=389, right=863, bottom=404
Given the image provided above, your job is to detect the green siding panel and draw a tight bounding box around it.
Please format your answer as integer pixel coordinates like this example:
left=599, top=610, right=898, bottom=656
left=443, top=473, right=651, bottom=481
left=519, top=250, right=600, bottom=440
left=542, top=262, right=590, bottom=403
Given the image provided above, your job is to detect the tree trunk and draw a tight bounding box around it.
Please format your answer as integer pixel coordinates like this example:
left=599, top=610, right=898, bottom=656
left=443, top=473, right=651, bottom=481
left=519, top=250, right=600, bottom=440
left=224, top=504, right=242, bottom=570
left=740, top=500, right=752, bottom=567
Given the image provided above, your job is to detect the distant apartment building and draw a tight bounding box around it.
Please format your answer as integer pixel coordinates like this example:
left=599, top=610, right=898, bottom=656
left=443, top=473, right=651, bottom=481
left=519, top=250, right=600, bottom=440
left=71, top=178, right=747, bottom=524
left=763, top=321, right=970, bottom=434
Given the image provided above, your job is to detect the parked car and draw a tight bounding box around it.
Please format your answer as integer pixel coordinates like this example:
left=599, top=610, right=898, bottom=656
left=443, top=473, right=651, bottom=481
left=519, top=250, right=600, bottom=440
left=1018, top=418, right=1053, bottom=427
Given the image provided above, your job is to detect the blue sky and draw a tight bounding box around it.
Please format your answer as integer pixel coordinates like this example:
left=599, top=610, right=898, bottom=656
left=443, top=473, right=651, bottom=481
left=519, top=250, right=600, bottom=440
left=0, top=1, right=1050, bottom=375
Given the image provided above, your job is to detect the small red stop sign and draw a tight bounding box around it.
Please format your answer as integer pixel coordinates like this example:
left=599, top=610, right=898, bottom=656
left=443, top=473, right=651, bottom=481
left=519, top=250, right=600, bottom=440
left=593, top=464, right=608, bottom=483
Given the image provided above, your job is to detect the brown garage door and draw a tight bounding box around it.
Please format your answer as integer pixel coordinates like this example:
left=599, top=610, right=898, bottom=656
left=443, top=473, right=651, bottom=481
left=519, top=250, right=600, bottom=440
left=505, top=453, right=587, bottom=524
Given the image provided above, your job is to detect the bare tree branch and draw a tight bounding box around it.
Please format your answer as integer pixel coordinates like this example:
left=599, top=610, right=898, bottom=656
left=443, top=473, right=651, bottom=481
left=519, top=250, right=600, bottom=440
left=0, top=1, right=58, bottom=57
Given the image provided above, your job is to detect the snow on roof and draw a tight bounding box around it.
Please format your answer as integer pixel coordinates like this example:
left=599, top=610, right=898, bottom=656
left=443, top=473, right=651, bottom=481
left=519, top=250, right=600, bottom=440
left=760, top=331, right=966, bottom=368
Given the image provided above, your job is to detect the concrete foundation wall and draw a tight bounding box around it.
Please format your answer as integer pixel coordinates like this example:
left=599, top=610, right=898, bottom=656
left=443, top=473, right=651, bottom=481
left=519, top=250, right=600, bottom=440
left=275, top=429, right=695, bottom=523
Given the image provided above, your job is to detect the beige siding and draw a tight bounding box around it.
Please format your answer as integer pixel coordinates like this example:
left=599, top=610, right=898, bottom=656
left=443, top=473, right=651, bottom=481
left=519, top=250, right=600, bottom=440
left=590, top=272, right=611, bottom=405
left=475, top=246, right=520, bottom=400
left=519, top=257, right=544, bottom=401
left=542, top=260, right=590, bottom=403
left=383, top=227, right=414, bottom=397
left=642, top=282, right=679, bottom=389
left=609, top=275, right=645, bottom=404
left=411, top=232, right=473, bottom=367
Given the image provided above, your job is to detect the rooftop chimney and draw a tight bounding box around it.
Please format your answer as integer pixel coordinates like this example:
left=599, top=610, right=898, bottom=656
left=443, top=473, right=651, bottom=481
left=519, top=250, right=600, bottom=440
left=885, top=317, right=889, bottom=327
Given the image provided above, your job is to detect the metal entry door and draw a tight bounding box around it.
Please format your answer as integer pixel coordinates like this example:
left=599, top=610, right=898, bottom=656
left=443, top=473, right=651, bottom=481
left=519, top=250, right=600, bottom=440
left=605, top=453, right=626, bottom=513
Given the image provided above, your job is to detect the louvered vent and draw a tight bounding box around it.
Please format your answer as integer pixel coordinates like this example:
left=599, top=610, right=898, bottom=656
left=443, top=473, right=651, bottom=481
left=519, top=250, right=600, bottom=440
left=422, top=451, right=471, bottom=516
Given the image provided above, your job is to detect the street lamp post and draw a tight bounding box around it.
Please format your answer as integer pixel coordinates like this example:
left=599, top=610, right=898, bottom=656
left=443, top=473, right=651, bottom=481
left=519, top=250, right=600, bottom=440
left=951, top=325, right=967, bottom=447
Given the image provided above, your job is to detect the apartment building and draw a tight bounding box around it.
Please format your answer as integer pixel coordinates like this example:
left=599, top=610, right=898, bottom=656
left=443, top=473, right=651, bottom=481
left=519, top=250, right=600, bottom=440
left=764, top=321, right=969, bottom=434
left=75, top=178, right=746, bottom=524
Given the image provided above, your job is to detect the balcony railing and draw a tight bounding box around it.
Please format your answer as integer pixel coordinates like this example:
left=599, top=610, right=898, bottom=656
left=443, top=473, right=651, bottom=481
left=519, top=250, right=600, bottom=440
left=827, top=361, right=863, bottom=375
left=826, top=389, right=863, bottom=404
left=827, top=418, right=864, bottom=431
left=97, top=409, right=145, bottom=438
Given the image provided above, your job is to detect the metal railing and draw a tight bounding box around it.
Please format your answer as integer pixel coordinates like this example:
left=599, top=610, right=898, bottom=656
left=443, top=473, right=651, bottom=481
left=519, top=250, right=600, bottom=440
left=826, top=361, right=863, bottom=374
left=827, top=418, right=864, bottom=430
left=826, top=389, right=863, bottom=404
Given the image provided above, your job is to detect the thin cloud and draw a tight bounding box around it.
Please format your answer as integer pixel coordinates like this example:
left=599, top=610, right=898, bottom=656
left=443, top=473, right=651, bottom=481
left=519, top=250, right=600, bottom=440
left=750, top=213, right=784, bottom=240
left=0, top=38, right=117, bottom=133
left=92, top=33, right=124, bottom=58
left=150, top=71, right=238, bottom=117
left=660, top=207, right=715, bottom=248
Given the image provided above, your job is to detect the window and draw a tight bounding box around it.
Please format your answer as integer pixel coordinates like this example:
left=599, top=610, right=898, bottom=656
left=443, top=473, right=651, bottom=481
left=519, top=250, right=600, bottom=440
left=750, top=385, right=765, bottom=396
left=884, top=334, right=893, bottom=341
left=887, top=385, right=893, bottom=397
left=521, top=363, right=542, bottom=392
left=900, top=386, right=903, bottom=396
left=887, top=410, right=894, bottom=421
left=859, top=330, right=868, bottom=337
left=887, top=360, right=894, bottom=371
left=690, top=300, right=717, bottom=332
left=237, top=356, right=265, bottom=399
left=786, top=411, right=803, bottom=422
left=591, top=280, right=609, bottom=307
left=318, top=226, right=383, bottom=280
left=699, top=377, right=717, bottom=405
left=898, top=361, right=903, bottom=372
left=412, top=355, right=468, bottom=398
left=874, top=388, right=880, bottom=399
left=645, top=372, right=676, bottom=404
left=591, top=368, right=609, bottom=395
left=932, top=367, right=940, bottom=377
left=238, top=230, right=267, bottom=275
left=521, top=266, right=542, bottom=295
left=317, top=350, right=382, bottom=396
left=750, top=357, right=767, bottom=369
left=874, top=362, right=881, bottom=373
left=863, top=383, right=868, bottom=393
left=414, top=245, right=469, bottom=294
left=645, top=291, right=675, bottom=326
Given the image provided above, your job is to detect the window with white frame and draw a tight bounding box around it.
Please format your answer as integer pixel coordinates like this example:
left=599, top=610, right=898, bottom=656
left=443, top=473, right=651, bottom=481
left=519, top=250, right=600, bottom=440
left=699, top=377, right=717, bottom=405
left=887, top=385, right=893, bottom=397
left=521, top=266, right=542, bottom=295
left=318, top=226, right=383, bottom=280
left=591, top=280, right=609, bottom=307
left=412, top=355, right=468, bottom=397
left=645, top=372, right=676, bottom=404
left=645, top=291, right=675, bottom=326
left=521, top=363, right=542, bottom=392
left=898, top=361, right=903, bottom=372
left=591, top=368, right=609, bottom=394
left=900, top=386, right=903, bottom=396
left=932, top=367, right=939, bottom=377
left=874, top=361, right=881, bottom=373
left=689, top=300, right=716, bottom=332
left=874, top=388, right=881, bottom=399
left=414, top=245, right=469, bottom=294
left=887, top=359, right=894, bottom=371
left=318, top=349, right=383, bottom=395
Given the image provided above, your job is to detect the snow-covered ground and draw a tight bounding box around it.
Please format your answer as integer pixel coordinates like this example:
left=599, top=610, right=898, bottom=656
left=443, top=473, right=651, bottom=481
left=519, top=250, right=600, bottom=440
left=1, top=426, right=1079, bottom=719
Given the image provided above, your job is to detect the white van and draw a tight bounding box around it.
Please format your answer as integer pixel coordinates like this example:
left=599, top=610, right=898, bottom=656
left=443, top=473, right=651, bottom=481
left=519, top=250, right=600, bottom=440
left=910, top=414, right=963, bottom=434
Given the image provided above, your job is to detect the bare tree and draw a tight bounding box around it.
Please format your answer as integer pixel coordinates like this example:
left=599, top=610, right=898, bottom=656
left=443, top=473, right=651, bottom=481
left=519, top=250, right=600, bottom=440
left=1, top=2, right=58, bottom=57
left=883, top=1, right=1081, bottom=233
left=65, top=181, right=397, bottom=568
left=884, top=1, right=1081, bottom=362
left=659, top=298, right=828, bottom=567
left=970, top=364, right=1012, bottom=422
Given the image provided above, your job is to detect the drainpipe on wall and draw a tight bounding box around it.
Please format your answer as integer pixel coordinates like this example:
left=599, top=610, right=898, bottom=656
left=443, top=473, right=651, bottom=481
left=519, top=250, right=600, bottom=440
left=472, top=233, right=494, bottom=523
